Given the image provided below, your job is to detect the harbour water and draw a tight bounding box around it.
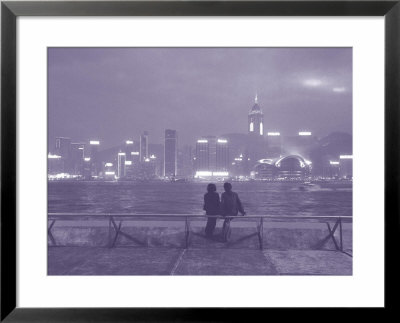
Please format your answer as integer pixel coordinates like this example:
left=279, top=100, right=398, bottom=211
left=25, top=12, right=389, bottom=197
left=48, top=181, right=352, bottom=217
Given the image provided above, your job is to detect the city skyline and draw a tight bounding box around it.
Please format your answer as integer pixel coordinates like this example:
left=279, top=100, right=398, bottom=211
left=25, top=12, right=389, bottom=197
left=49, top=47, right=352, bottom=149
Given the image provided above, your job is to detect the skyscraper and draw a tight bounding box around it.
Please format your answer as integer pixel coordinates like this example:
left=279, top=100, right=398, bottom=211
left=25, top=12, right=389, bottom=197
left=89, top=140, right=100, bottom=177
left=216, top=138, right=229, bottom=171
left=125, top=140, right=134, bottom=161
left=140, top=131, right=149, bottom=162
left=164, top=129, right=178, bottom=178
left=247, top=96, right=267, bottom=169
left=196, top=138, right=210, bottom=171
left=195, top=136, right=229, bottom=176
left=70, top=142, right=85, bottom=175
left=55, top=137, right=71, bottom=159
left=55, top=137, right=71, bottom=172
left=117, top=152, right=126, bottom=179
left=248, top=95, right=264, bottom=136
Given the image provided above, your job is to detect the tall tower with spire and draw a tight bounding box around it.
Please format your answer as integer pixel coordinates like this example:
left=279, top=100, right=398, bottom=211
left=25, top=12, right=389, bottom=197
left=248, top=94, right=264, bottom=136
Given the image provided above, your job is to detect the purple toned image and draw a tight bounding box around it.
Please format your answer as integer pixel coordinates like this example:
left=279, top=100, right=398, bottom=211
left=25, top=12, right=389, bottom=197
left=47, top=48, right=352, bottom=275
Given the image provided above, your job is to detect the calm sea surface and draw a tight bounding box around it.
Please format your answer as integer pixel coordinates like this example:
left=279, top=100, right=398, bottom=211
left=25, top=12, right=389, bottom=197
left=48, top=181, right=352, bottom=217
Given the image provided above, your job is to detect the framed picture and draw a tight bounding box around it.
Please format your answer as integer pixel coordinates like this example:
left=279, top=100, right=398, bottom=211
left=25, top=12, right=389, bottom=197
left=1, top=0, right=399, bottom=320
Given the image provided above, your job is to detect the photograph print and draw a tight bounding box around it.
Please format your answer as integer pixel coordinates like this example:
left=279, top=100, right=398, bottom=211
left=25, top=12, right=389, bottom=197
left=47, top=47, right=352, bottom=276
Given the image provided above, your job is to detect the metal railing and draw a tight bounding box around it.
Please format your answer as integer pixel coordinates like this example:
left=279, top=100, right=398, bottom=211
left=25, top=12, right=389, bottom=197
left=47, top=213, right=352, bottom=252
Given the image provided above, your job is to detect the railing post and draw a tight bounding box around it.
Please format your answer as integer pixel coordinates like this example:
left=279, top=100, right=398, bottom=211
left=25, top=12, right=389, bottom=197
left=260, top=217, right=264, bottom=250
left=185, top=216, right=190, bottom=249
left=108, top=214, right=112, bottom=248
left=48, top=219, right=57, bottom=246
left=339, top=217, right=343, bottom=252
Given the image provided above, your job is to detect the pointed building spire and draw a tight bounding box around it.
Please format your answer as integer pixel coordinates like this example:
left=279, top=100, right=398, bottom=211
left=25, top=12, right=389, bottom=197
left=255, top=93, right=258, bottom=104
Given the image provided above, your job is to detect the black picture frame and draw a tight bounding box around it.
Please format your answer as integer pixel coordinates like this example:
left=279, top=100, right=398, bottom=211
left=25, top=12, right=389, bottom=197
left=1, top=0, right=399, bottom=321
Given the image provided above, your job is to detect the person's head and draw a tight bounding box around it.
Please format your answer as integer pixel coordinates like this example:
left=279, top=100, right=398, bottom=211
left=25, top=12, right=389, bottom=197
left=224, top=182, right=232, bottom=192
left=207, top=183, right=217, bottom=193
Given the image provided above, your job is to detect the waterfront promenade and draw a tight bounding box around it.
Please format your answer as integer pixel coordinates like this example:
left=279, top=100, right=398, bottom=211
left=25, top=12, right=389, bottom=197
left=48, top=247, right=352, bottom=275
left=48, top=216, right=352, bottom=275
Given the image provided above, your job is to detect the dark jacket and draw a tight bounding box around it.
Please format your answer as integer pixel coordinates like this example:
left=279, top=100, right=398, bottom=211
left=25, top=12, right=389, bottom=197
left=203, top=192, right=220, bottom=215
left=220, top=191, right=244, bottom=216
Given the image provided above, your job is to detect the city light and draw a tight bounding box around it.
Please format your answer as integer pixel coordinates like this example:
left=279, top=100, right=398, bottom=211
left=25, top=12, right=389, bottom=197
left=217, top=139, right=228, bottom=143
left=267, top=132, right=280, bottom=136
left=105, top=171, right=115, bottom=175
left=303, top=79, right=322, bottom=87
left=125, top=161, right=132, bottom=165
left=330, top=161, right=340, bottom=165
left=150, top=154, right=156, bottom=159
left=48, top=154, right=61, bottom=159
left=118, top=152, right=126, bottom=156
left=144, top=158, right=150, bottom=162
left=126, top=140, right=133, bottom=145
left=48, top=173, right=80, bottom=180
left=305, top=160, right=312, bottom=165
left=258, top=159, right=273, bottom=164
left=197, top=139, right=208, bottom=143
left=333, top=87, right=346, bottom=93
left=260, top=123, right=263, bottom=135
left=249, top=122, right=254, bottom=132
left=195, top=171, right=212, bottom=177
left=89, top=140, right=100, bottom=145
left=299, top=132, right=312, bottom=136
left=84, top=157, right=91, bottom=162
left=131, top=152, right=139, bottom=155
left=105, top=163, right=113, bottom=167
left=78, top=147, right=84, bottom=150
left=340, top=155, right=353, bottom=159
left=212, top=171, right=229, bottom=177
left=234, top=158, right=243, bottom=161
left=194, top=171, right=229, bottom=178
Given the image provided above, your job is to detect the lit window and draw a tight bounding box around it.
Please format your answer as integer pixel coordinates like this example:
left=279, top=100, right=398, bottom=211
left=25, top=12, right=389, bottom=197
left=260, top=122, right=263, bottom=135
left=249, top=122, right=254, bottom=132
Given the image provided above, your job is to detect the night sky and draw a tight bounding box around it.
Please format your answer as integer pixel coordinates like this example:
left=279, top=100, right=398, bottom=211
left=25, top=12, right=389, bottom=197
left=48, top=47, right=352, bottom=149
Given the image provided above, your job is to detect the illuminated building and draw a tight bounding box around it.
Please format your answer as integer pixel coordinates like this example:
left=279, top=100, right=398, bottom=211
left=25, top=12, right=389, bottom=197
left=328, top=160, right=340, bottom=178
left=164, top=129, right=178, bottom=178
left=117, top=152, right=126, bottom=179
left=55, top=137, right=71, bottom=172
left=216, top=138, right=229, bottom=171
left=89, top=140, right=100, bottom=177
left=195, top=136, right=229, bottom=178
left=55, top=137, right=71, bottom=159
left=124, top=160, right=134, bottom=179
left=83, top=157, right=92, bottom=180
left=248, top=94, right=264, bottom=136
left=130, top=151, right=140, bottom=163
left=138, top=155, right=157, bottom=179
left=247, top=95, right=267, bottom=169
left=252, top=155, right=311, bottom=179
left=103, top=162, right=115, bottom=180
left=70, top=143, right=85, bottom=175
left=47, top=154, right=63, bottom=175
left=125, top=140, right=134, bottom=160
left=339, top=155, right=353, bottom=179
left=196, top=138, right=209, bottom=171
left=140, top=131, right=149, bottom=162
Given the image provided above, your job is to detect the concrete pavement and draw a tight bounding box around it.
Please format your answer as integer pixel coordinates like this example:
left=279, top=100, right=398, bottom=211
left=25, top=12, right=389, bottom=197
left=48, top=246, right=352, bottom=275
